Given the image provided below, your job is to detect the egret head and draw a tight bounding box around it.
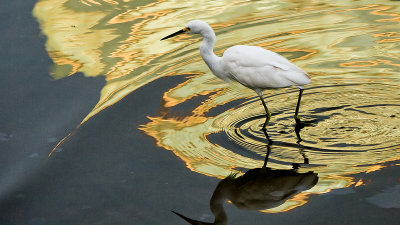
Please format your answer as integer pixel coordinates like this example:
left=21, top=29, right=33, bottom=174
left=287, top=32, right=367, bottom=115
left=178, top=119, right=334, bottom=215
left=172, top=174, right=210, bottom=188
left=185, top=20, right=210, bottom=34
left=161, top=20, right=212, bottom=40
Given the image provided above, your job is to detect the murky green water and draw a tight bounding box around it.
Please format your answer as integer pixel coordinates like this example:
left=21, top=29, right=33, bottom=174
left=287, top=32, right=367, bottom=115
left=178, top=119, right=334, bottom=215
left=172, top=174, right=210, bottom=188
left=32, top=0, right=400, bottom=220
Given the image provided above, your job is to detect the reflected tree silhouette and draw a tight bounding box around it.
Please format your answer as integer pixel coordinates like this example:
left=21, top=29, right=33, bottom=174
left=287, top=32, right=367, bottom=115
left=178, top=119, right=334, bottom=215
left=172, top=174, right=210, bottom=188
left=173, top=144, right=318, bottom=225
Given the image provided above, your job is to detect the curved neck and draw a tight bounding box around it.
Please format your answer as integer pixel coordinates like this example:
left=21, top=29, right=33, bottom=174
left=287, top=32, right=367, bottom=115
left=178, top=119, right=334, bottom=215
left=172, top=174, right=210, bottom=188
left=199, top=28, right=221, bottom=75
left=172, top=180, right=228, bottom=225
left=200, top=29, right=216, bottom=56
left=209, top=182, right=228, bottom=225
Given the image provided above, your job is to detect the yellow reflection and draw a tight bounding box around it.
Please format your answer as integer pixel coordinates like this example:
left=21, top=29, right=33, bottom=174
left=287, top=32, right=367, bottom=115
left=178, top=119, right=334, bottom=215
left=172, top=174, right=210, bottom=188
left=366, top=165, right=386, bottom=173
left=261, top=192, right=312, bottom=213
left=34, top=0, right=400, bottom=213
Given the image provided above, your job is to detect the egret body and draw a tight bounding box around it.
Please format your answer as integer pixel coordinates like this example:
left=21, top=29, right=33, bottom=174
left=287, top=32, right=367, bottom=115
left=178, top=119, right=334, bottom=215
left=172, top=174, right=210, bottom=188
left=162, top=20, right=310, bottom=141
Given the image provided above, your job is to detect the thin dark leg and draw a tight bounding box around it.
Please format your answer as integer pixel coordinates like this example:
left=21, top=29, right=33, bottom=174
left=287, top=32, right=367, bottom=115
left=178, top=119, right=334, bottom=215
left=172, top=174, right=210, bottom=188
left=301, top=149, right=309, bottom=164
left=258, top=94, right=272, bottom=142
left=262, top=144, right=271, bottom=168
left=294, top=89, right=304, bottom=123
left=294, top=89, right=305, bottom=143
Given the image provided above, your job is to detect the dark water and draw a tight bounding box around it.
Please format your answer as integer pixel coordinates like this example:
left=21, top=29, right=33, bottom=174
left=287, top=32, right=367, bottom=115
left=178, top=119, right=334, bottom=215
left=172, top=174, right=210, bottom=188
left=1, top=0, right=400, bottom=224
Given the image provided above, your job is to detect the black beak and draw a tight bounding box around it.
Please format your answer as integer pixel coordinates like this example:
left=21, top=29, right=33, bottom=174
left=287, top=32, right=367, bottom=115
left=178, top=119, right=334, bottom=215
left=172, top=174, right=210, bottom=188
left=161, top=29, right=186, bottom=40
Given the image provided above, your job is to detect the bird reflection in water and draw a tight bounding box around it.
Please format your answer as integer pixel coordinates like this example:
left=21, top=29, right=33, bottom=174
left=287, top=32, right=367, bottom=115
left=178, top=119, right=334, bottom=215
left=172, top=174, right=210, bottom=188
left=172, top=144, right=318, bottom=225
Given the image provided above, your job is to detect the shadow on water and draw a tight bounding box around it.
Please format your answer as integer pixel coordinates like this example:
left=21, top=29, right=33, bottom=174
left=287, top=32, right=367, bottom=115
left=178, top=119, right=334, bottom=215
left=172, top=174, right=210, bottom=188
left=172, top=132, right=318, bottom=225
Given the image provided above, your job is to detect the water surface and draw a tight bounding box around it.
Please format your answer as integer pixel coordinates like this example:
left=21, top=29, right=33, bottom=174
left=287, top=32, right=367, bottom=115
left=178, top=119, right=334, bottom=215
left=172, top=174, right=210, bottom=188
left=12, top=0, right=400, bottom=223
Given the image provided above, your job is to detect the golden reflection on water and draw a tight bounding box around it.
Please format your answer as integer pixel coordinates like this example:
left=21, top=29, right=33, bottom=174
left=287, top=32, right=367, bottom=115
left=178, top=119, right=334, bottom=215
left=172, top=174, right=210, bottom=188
left=33, top=0, right=400, bottom=213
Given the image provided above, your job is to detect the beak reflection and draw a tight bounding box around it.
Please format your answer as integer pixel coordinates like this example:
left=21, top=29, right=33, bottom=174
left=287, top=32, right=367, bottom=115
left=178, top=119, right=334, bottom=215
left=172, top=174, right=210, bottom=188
left=173, top=145, right=318, bottom=225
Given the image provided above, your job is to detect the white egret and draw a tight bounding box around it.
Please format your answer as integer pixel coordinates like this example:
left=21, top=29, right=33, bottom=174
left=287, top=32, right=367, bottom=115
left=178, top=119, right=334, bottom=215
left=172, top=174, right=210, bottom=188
left=161, top=20, right=310, bottom=141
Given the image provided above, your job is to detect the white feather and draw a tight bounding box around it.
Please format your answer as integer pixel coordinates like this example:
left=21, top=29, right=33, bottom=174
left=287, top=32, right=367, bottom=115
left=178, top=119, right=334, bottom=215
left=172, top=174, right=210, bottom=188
left=221, top=45, right=310, bottom=89
left=161, top=20, right=311, bottom=137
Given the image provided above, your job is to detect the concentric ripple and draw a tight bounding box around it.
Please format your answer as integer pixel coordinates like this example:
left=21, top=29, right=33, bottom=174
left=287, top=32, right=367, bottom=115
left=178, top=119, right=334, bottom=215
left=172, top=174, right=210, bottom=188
left=217, top=82, right=400, bottom=164
left=33, top=0, right=400, bottom=213
left=142, top=80, right=400, bottom=175
left=142, top=80, right=400, bottom=212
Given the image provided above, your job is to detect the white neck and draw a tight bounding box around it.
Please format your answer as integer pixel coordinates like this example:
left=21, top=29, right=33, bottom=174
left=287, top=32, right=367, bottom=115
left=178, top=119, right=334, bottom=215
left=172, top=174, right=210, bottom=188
left=199, top=27, right=222, bottom=78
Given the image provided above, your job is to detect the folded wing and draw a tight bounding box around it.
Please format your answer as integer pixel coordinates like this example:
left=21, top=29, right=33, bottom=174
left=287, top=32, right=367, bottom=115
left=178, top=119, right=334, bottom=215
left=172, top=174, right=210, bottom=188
left=221, top=45, right=310, bottom=89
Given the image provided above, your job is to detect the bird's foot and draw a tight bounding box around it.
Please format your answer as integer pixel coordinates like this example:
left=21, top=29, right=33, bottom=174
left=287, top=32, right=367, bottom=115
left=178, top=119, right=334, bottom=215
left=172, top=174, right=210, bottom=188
left=292, top=163, right=300, bottom=170
left=294, top=115, right=303, bottom=125
left=294, top=117, right=315, bottom=143
left=291, top=154, right=309, bottom=170
left=295, top=117, right=316, bottom=127
left=303, top=156, right=310, bottom=164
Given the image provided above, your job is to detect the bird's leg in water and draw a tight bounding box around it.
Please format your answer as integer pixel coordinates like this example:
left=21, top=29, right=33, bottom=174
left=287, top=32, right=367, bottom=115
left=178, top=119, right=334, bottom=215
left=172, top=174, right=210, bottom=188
left=294, top=89, right=305, bottom=143
left=262, top=144, right=271, bottom=169
left=258, top=94, right=272, bottom=142
left=300, top=149, right=309, bottom=164
left=294, top=89, right=304, bottom=123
